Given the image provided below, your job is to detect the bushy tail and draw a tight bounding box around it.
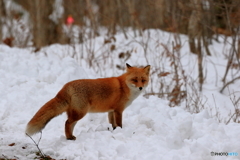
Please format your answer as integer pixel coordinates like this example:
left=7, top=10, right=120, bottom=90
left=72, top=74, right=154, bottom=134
left=26, top=97, right=68, bottom=136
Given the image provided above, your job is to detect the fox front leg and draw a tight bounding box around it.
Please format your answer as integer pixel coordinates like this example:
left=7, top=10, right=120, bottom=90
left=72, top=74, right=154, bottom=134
left=114, top=110, right=123, bottom=128
left=108, top=111, right=117, bottom=129
left=108, top=110, right=123, bottom=129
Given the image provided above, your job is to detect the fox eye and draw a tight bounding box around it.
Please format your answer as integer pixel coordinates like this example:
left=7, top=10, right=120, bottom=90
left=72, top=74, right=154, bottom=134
left=142, top=79, right=146, bottom=82
left=131, top=79, right=138, bottom=82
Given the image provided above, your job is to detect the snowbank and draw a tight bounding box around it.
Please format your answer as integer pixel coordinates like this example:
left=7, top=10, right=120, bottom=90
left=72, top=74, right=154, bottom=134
left=0, top=35, right=240, bottom=160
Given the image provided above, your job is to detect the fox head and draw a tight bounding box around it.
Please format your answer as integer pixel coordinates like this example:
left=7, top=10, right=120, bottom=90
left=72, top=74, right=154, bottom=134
left=125, top=63, right=150, bottom=92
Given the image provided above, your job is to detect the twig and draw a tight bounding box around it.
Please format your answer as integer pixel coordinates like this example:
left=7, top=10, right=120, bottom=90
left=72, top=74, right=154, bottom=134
left=26, top=132, right=46, bottom=158
left=212, top=94, right=221, bottom=122
left=2, top=154, right=10, bottom=160
left=220, top=76, right=240, bottom=93
left=226, top=112, right=236, bottom=125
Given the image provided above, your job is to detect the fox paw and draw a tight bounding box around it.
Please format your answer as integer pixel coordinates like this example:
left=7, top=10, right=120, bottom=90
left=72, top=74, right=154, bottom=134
left=67, top=135, right=76, bottom=140
left=108, top=126, right=122, bottom=131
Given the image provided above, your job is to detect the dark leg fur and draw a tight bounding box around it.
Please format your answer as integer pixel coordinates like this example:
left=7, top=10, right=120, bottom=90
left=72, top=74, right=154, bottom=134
left=65, top=109, right=86, bottom=140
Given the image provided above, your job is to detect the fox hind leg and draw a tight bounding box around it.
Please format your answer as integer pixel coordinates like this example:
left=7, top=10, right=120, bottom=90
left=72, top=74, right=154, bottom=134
left=65, top=109, right=87, bottom=140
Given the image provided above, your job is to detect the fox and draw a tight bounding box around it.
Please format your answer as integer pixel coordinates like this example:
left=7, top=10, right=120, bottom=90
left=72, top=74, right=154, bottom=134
left=25, top=63, right=150, bottom=140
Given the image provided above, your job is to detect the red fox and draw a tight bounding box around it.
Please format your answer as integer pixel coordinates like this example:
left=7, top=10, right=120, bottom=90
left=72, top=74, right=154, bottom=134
left=26, top=63, right=150, bottom=140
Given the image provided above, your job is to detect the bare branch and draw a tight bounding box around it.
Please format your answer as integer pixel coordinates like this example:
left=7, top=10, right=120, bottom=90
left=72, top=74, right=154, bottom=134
left=220, top=76, right=240, bottom=93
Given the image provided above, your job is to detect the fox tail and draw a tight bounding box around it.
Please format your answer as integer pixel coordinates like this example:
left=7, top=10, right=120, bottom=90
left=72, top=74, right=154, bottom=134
left=25, top=97, right=68, bottom=136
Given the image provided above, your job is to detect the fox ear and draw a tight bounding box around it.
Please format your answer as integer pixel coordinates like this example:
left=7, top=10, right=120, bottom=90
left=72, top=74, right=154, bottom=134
left=126, top=63, right=132, bottom=69
left=143, top=65, right=151, bottom=75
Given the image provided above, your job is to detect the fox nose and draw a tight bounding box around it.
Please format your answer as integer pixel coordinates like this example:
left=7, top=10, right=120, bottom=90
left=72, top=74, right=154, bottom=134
left=139, top=87, right=142, bottom=90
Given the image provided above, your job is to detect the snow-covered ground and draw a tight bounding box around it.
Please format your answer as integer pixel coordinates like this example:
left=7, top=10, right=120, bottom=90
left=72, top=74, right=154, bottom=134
left=0, top=30, right=240, bottom=160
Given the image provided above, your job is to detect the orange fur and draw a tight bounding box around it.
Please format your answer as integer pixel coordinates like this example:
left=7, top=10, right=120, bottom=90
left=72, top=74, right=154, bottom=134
left=26, top=63, right=150, bottom=140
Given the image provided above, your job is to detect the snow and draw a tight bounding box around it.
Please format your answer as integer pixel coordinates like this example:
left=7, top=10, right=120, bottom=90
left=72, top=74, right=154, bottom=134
left=0, top=30, right=240, bottom=160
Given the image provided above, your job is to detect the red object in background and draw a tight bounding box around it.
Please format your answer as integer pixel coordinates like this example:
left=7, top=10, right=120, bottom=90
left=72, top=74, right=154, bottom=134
left=66, top=15, right=74, bottom=26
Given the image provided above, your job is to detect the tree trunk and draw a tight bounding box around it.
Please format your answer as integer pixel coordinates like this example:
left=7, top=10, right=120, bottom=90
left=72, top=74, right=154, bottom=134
left=188, top=0, right=203, bottom=54
left=16, top=0, right=70, bottom=48
left=30, top=0, right=54, bottom=48
left=188, top=0, right=204, bottom=90
left=0, top=0, right=6, bottom=42
left=197, top=36, right=203, bottom=91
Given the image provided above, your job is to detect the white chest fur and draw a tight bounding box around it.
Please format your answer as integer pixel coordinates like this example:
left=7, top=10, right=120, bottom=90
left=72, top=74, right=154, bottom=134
left=125, top=87, right=142, bottom=108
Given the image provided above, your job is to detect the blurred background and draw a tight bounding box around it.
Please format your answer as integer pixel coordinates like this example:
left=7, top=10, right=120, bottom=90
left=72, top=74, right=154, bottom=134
left=0, top=0, right=239, bottom=54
